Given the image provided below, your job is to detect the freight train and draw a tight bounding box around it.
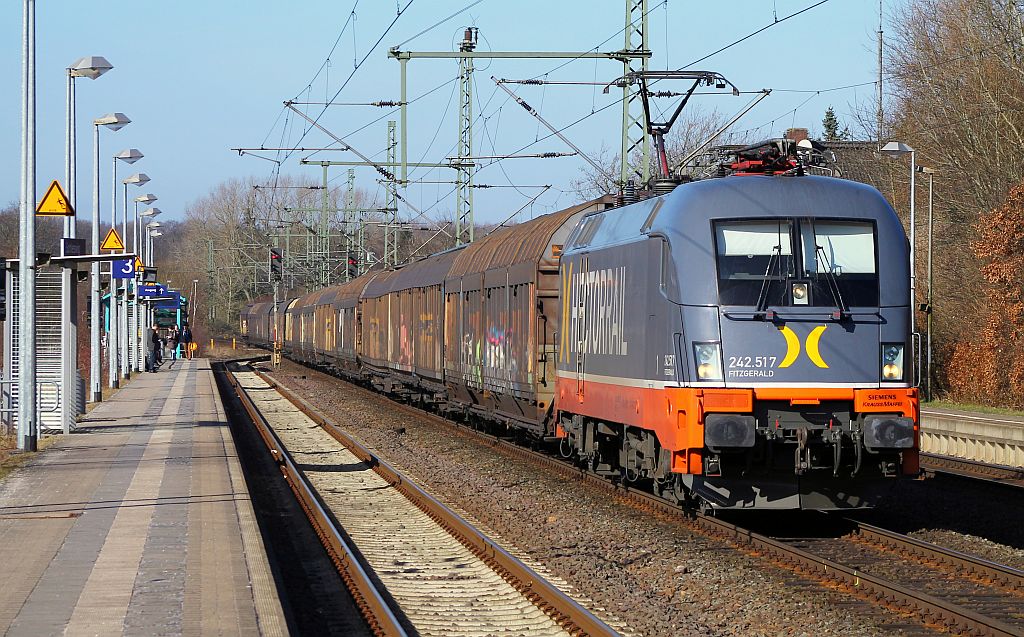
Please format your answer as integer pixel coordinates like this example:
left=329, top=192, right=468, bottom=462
left=241, top=141, right=920, bottom=511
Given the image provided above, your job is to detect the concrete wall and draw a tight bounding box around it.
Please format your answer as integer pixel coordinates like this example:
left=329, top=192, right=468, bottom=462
left=920, top=409, right=1024, bottom=469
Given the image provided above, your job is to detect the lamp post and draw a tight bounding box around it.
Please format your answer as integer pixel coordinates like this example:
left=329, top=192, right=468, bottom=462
left=66, top=57, right=112, bottom=239
left=120, top=174, right=149, bottom=376
left=917, top=165, right=935, bottom=402
left=143, top=220, right=162, bottom=363
left=134, top=194, right=156, bottom=256
left=18, top=0, right=36, bottom=450
left=132, top=196, right=156, bottom=371
left=90, top=113, right=129, bottom=402
left=880, top=141, right=917, bottom=382
left=149, top=228, right=163, bottom=264
left=108, top=148, right=142, bottom=388
left=63, top=57, right=112, bottom=430
left=191, top=279, right=199, bottom=326
left=140, top=210, right=162, bottom=265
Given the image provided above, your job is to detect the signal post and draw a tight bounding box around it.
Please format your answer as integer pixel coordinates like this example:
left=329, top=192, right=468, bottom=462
left=270, top=247, right=282, bottom=369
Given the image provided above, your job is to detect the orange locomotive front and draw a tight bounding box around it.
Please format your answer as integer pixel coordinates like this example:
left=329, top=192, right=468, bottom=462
left=555, top=169, right=920, bottom=510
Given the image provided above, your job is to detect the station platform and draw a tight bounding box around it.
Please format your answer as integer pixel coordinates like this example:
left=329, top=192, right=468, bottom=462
left=921, top=405, right=1024, bottom=469
left=0, top=359, right=286, bottom=636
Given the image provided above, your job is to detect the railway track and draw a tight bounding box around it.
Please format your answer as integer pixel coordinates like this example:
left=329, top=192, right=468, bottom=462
left=921, top=453, right=1024, bottom=490
left=256, top=358, right=1024, bottom=637
left=773, top=520, right=1024, bottom=635
left=223, top=362, right=619, bottom=637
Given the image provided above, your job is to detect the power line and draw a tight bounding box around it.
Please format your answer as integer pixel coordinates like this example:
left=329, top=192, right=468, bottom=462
left=394, top=0, right=488, bottom=49
left=681, top=0, right=832, bottom=69
left=286, top=0, right=417, bottom=160
left=292, top=1, right=361, bottom=101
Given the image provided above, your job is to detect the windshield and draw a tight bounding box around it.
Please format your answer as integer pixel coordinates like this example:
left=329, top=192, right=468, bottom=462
left=715, top=218, right=879, bottom=307
left=715, top=220, right=794, bottom=306
left=800, top=220, right=878, bottom=307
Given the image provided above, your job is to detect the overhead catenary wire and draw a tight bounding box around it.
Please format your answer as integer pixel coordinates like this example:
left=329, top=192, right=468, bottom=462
left=452, top=0, right=837, bottom=208
left=273, top=0, right=683, bottom=227
left=492, top=76, right=615, bottom=183
left=485, top=185, right=552, bottom=234
left=393, top=0, right=488, bottom=49
left=681, top=0, right=832, bottom=69
left=292, top=1, right=361, bottom=101
left=285, top=0, right=417, bottom=161
left=252, top=0, right=878, bottom=246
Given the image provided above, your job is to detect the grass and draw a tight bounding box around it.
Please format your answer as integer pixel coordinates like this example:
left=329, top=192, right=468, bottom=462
left=922, top=399, right=1024, bottom=417
left=0, top=432, right=60, bottom=483
left=0, top=370, right=146, bottom=483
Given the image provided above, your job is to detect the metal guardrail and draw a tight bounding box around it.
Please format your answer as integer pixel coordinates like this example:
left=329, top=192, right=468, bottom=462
left=0, top=379, right=61, bottom=415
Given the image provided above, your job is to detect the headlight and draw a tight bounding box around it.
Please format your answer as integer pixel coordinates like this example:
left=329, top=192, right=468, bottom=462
left=881, top=344, right=904, bottom=380
left=694, top=342, right=723, bottom=381
left=792, top=281, right=808, bottom=305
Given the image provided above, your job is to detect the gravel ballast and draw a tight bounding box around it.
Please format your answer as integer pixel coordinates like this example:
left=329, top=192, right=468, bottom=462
left=268, top=362, right=959, bottom=637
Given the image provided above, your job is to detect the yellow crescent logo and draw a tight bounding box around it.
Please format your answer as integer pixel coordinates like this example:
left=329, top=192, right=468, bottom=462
left=777, top=324, right=829, bottom=368
left=778, top=326, right=800, bottom=368
left=806, top=325, right=829, bottom=368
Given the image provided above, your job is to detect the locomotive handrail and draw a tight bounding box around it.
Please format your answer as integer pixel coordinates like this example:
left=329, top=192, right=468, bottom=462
left=913, top=331, right=922, bottom=388
left=723, top=309, right=881, bottom=321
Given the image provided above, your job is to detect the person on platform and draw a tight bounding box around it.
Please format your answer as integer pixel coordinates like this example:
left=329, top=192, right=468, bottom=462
left=181, top=323, right=194, bottom=360
left=170, top=326, right=180, bottom=362
left=149, top=325, right=161, bottom=372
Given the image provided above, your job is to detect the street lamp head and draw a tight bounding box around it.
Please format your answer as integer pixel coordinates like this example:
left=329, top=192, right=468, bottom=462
left=140, top=207, right=162, bottom=217
left=123, top=173, right=150, bottom=186
left=115, top=148, right=143, bottom=164
left=148, top=221, right=162, bottom=228
left=94, top=112, right=130, bottom=131
left=880, top=141, right=914, bottom=157
left=916, top=165, right=935, bottom=174
left=135, top=194, right=158, bottom=205
left=69, top=56, right=113, bottom=79
left=150, top=231, right=163, bottom=237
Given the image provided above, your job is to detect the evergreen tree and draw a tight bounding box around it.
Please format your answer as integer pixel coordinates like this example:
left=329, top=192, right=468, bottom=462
left=821, top=107, right=848, bottom=141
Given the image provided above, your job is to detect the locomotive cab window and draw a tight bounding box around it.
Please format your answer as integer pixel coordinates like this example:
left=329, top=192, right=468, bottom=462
left=714, top=218, right=879, bottom=307
left=799, top=220, right=879, bottom=307
left=714, top=220, right=795, bottom=306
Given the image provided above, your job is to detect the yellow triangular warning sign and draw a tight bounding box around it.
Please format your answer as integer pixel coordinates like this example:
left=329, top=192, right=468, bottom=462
left=134, top=256, right=145, bottom=272
left=100, top=227, right=125, bottom=251
left=36, top=180, right=74, bottom=217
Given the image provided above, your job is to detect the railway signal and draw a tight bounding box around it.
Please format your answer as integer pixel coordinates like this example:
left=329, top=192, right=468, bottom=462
left=269, top=247, right=283, bottom=281
left=346, top=253, right=358, bottom=279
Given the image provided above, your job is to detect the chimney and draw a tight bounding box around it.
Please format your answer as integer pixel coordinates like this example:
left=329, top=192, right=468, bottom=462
left=785, top=127, right=809, bottom=143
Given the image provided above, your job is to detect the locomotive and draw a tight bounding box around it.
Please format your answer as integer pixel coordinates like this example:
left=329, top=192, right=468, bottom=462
left=242, top=141, right=919, bottom=511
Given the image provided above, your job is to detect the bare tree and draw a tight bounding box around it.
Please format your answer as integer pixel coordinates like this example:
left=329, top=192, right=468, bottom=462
left=885, top=0, right=1024, bottom=402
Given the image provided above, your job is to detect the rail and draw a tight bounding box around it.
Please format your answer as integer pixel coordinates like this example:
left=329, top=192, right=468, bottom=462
left=257, top=362, right=1024, bottom=637
left=222, top=367, right=406, bottom=637
left=248, top=364, right=619, bottom=637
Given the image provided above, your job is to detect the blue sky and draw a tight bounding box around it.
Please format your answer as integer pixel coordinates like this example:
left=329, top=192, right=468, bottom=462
left=0, top=1, right=903, bottom=228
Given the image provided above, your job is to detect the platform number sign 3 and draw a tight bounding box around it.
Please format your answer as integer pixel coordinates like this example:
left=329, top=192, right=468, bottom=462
left=113, top=258, right=135, bottom=280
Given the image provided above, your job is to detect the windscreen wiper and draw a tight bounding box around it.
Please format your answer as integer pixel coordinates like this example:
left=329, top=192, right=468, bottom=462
left=755, top=244, right=781, bottom=314
left=806, top=218, right=847, bottom=317
left=815, top=244, right=848, bottom=316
